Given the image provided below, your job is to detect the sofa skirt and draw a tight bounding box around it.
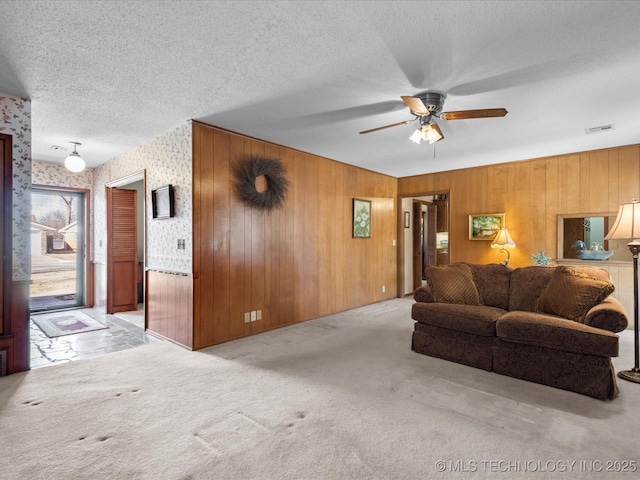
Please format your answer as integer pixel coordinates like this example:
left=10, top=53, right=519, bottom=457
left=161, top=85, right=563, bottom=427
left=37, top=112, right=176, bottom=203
left=493, top=338, right=618, bottom=400
left=412, top=323, right=494, bottom=371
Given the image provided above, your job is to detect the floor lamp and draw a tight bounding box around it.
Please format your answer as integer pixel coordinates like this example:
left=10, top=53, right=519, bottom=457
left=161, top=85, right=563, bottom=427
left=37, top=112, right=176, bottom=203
left=605, top=199, right=640, bottom=383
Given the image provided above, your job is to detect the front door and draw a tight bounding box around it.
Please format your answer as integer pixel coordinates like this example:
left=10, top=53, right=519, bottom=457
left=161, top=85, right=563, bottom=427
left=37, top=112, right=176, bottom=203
left=30, top=188, right=86, bottom=312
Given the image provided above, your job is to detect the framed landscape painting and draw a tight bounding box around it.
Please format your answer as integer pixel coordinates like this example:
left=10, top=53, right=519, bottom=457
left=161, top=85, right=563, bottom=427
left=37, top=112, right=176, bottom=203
left=469, top=213, right=504, bottom=240
left=353, top=198, right=371, bottom=238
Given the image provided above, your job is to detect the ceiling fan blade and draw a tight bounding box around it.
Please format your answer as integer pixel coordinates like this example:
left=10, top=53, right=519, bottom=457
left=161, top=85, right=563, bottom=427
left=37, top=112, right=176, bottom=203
left=401, top=96, right=430, bottom=115
left=440, top=108, right=508, bottom=120
left=359, top=119, right=415, bottom=135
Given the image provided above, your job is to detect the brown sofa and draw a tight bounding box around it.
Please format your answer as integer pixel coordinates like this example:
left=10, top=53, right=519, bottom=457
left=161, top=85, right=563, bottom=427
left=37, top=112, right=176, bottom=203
left=411, top=263, right=629, bottom=400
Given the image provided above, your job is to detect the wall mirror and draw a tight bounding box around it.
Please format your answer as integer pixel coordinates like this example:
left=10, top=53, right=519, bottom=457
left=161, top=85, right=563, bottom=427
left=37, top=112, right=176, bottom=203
left=557, top=213, right=632, bottom=262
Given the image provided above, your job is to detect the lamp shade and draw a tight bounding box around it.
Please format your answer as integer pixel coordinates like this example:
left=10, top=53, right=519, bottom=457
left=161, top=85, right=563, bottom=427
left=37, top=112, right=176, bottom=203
left=422, top=122, right=444, bottom=144
left=491, top=227, right=516, bottom=248
left=64, top=151, right=85, bottom=173
left=605, top=200, right=640, bottom=241
left=409, top=129, right=422, bottom=144
left=64, top=142, right=85, bottom=173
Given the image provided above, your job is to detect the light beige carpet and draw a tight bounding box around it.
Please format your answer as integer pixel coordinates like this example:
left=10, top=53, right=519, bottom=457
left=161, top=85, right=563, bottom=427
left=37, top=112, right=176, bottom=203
left=1, top=298, right=639, bottom=479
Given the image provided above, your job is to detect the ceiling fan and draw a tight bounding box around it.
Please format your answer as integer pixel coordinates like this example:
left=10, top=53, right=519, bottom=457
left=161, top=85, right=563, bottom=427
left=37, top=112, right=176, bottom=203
left=359, top=92, right=508, bottom=144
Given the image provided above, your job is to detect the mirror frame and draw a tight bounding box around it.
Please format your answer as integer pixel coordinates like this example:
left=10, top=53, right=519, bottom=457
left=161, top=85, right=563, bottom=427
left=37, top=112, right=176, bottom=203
left=557, top=212, right=618, bottom=260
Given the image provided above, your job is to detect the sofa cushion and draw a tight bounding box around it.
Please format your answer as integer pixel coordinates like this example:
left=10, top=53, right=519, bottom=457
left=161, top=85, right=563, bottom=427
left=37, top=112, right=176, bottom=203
left=412, top=302, right=505, bottom=337
left=466, top=263, right=512, bottom=310
left=496, top=311, right=619, bottom=358
left=537, top=266, right=615, bottom=321
left=413, top=285, right=435, bottom=303
left=584, top=297, right=628, bottom=333
left=425, top=263, right=480, bottom=305
left=508, top=266, right=555, bottom=312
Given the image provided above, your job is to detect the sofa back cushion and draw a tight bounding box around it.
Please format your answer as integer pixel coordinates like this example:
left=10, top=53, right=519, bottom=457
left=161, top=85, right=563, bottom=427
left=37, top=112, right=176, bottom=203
left=508, top=266, right=555, bottom=312
left=536, top=266, right=615, bottom=322
left=425, top=263, right=480, bottom=305
left=466, top=263, right=512, bottom=310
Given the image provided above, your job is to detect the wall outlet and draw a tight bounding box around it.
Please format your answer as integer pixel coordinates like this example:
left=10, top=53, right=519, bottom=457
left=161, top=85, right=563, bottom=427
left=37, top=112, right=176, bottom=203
left=244, top=312, right=250, bottom=323
left=257, top=310, right=262, bottom=320
left=177, top=239, right=185, bottom=250
left=392, top=239, right=396, bottom=246
left=250, top=311, right=257, bottom=322
left=382, top=285, right=386, bottom=293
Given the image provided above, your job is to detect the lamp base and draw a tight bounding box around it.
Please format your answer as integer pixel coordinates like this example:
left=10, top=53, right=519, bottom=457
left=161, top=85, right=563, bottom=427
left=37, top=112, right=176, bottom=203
left=617, top=368, right=640, bottom=383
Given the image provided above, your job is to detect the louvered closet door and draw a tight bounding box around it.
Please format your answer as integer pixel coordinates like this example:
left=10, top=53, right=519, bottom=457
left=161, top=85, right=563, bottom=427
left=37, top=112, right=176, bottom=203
left=107, top=187, right=138, bottom=313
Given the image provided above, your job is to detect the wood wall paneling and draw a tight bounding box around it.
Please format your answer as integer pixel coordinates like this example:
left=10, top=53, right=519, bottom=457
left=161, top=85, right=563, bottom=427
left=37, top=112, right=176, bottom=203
left=0, top=281, right=30, bottom=374
left=213, top=129, right=231, bottom=342
left=146, top=270, right=193, bottom=349
left=618, top=146, right=640, bottom=205
left=397, top=144, right=640, bottom=270
left=191, top=122, right=398, bottom=350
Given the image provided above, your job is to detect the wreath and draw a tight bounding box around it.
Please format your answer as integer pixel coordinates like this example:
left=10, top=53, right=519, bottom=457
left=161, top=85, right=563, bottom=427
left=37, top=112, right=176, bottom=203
left=234, top=155, right=289, bottom=210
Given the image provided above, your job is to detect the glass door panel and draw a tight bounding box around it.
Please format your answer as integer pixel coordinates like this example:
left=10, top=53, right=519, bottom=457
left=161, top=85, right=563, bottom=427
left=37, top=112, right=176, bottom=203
left=30, top=188, right=85, bottom=312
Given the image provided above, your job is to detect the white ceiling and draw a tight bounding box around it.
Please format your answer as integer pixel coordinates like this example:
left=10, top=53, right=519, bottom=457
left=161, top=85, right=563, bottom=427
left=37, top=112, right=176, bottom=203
left=1, top=0, right=640, bottom=178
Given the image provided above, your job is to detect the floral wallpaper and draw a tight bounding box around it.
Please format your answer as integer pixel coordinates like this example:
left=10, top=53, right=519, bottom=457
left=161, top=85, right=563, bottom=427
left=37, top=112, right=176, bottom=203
left=32, top=161, right=94, bottom=259
left=94, top=122, right=192, bottom=273
left=0, top=94, right=31, bottom=281
left=32, top=161, right=94, bottom=190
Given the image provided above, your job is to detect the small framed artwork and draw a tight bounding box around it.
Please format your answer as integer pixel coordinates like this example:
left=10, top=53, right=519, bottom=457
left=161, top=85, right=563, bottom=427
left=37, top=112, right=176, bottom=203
left=404, top=211, right=410, bottom=229
left=353, top=198, right=372, bottom=238
left=152, top=184, right=175, bottom=219
left=469, top=213, right=504, bottom=240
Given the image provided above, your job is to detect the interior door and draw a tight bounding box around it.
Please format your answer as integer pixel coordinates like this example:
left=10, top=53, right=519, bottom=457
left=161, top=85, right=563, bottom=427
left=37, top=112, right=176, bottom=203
left=426, top=205, right=437, bottom=266
left=563, top=218, right=584, bottom=258
left=106, top=187, right=138, bottom=313
left=412, top=201, right=423, bottom=290
left=1, top=133, right=11, bottom=336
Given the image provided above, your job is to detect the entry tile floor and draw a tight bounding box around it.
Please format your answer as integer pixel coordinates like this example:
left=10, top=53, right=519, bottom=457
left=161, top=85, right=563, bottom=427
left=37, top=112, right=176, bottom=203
left=30, top=306, right=161, bottom=369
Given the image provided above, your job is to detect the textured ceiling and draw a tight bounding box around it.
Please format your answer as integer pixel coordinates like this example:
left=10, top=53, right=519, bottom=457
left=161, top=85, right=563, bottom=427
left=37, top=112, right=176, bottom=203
left=1, top=0, right=640, bottom=177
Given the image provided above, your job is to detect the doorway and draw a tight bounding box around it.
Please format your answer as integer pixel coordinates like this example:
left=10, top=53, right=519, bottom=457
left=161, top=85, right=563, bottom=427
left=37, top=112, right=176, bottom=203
left=30, top=187, right=87, bottom=312
left=399, top=191, right=450, bottom=296
left=106, top=172, right=146, bottom=323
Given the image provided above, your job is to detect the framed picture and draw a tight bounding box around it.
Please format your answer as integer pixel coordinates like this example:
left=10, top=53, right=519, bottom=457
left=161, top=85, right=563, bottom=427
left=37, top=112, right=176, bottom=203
left=353, top=198, right=371, bottom=238
left=404, top=211, right=410, bottom=229
left=152, top=184, right=175, bottom=219
left=469, top=213, right=504, bottom=240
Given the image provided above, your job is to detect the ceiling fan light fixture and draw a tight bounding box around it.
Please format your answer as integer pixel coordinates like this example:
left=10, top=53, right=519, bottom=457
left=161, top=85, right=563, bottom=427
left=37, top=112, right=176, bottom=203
left=64, top=141, right=86, bottom=173
left=421, top=122, right=444, bottom=144
left=409, top=129, right=423, bottom=144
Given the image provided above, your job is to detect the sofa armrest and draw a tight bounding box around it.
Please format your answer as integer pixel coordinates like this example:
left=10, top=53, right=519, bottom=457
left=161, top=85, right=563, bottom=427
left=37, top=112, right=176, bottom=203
left=584, top=297, right=629, bottom=333
left=413, top=285, right=435, bottom=303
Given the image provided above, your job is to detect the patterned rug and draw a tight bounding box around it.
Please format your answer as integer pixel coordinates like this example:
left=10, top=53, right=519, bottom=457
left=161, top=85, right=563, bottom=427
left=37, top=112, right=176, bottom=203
left=32, top=311, right=108, bottom=338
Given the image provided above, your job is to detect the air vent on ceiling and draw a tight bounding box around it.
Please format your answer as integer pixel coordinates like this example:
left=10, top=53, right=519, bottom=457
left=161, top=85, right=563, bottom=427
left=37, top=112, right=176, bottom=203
left=585, top=124, right=615, bottom=135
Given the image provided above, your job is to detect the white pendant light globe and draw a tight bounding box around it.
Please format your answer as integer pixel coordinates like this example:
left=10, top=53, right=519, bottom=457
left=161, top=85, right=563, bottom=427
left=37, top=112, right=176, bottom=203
left=65, top=142, right=85, bottom=172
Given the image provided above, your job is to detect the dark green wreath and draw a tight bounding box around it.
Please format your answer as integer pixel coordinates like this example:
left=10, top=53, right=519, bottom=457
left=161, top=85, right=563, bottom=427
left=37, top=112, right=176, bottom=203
left=234, top=155, right=289, bottom=210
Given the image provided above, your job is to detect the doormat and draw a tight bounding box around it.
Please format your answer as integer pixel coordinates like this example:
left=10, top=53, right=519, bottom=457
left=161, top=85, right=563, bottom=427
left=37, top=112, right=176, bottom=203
left=32, top=311, right=108, bottom=338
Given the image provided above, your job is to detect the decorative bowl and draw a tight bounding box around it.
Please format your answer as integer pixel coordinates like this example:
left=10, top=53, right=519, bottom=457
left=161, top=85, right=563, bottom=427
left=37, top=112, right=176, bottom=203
left=576, top=250, right=615, bottom=261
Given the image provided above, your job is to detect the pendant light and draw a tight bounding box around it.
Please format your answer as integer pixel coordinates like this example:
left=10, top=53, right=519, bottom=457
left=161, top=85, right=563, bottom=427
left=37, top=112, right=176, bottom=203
left=64, top=142, right=85, bottom=173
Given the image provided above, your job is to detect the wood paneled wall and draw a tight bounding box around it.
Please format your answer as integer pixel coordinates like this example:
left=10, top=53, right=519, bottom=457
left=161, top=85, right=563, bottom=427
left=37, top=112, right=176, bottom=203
left=146, top=270, right=194, bottom=349
left=0, top=281, right=30, bottom=374
left=398, top=144, right=640, bottom=269
left=192, top=122, right=397, bottom=349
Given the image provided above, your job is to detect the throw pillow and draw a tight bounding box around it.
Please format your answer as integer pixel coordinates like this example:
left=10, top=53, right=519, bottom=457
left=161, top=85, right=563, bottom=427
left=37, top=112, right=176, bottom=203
left=536, top=266, right=615, bottom=321
left=425, top=263, right=480, bottom=305
left=466, top=263, right=512, bottom=310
